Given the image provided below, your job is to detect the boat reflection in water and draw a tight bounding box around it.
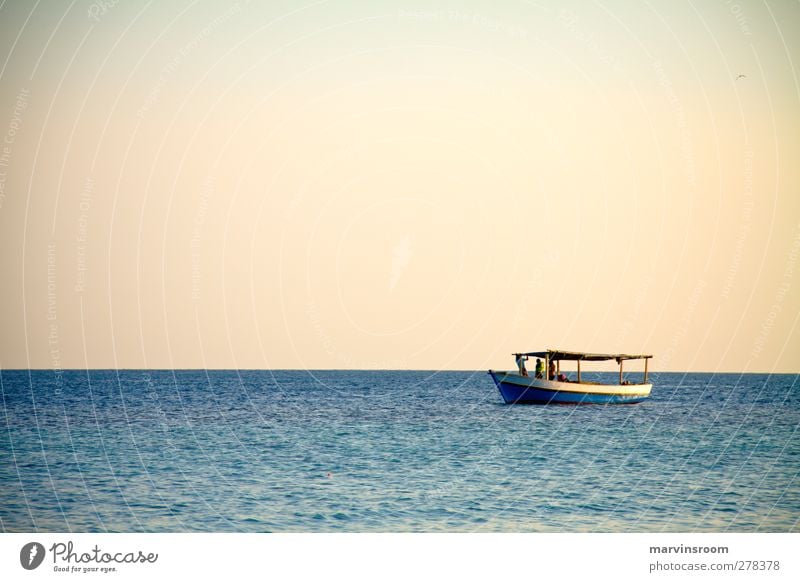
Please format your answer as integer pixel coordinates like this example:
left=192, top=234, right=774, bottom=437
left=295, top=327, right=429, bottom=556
left=489, top=349, right=653, bottom=404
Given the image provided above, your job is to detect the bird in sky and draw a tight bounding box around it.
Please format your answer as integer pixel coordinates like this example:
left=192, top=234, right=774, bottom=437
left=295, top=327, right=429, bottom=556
left=736, top=74, right=747, bottom=80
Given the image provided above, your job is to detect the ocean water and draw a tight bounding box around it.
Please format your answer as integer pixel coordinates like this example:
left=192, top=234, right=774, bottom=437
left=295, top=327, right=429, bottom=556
left=1, top=369, right=798, bottom=533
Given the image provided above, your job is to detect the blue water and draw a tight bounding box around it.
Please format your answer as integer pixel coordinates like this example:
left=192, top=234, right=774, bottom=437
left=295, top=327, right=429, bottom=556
left=1, top=370, right=798, bottom=532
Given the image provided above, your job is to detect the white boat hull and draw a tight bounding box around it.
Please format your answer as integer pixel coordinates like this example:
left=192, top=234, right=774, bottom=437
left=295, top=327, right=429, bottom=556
left=488, top=371, right=652, bottom=404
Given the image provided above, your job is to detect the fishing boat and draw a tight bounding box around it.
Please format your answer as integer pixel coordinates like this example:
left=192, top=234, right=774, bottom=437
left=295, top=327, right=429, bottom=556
left=488, top=349, right=653, bottom=404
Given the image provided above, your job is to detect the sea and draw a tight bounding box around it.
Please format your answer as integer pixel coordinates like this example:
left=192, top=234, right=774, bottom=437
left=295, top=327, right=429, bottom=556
left=1, top=370, right=798, bottom=533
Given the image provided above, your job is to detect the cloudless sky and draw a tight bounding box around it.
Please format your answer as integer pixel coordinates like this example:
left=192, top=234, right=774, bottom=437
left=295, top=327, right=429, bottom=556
left=0, top=0, right=798, bottom=372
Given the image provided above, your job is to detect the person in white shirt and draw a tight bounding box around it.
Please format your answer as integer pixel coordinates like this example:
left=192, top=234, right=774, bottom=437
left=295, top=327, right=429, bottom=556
left=515, top=354, right=528, bottom=376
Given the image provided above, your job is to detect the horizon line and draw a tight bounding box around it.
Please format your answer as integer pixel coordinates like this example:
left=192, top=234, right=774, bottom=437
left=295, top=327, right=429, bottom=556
left=1, top=368, right=798, bottom=375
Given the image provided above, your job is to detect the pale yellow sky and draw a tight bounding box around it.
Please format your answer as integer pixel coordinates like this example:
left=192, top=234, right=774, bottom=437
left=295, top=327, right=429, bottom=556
left=0, top=0, right=798, bottom=371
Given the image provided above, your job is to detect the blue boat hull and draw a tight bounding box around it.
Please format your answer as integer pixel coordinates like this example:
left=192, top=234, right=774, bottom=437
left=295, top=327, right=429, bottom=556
left=488, top=371, right=651, bottom=405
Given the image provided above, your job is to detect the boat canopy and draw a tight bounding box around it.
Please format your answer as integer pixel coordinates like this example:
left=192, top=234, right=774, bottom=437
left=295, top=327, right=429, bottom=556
left=515, top=349, right=652, bottom=362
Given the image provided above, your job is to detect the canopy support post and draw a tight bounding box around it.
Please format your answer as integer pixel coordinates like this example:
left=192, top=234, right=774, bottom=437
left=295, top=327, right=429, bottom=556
left=619, top=359, right=624, bottom=385
left=577, top=360, right=581, bottom=383
left=644, top=358, right=649, bottom=384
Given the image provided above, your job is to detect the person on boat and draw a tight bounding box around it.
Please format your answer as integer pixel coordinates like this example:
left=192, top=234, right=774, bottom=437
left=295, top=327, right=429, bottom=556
left=515, top=354, right=528, bottom=376
left=548, top=360, right=556, bottom=380
left=557, top=372, right=569, bottom=382
left=534, top=358, right=544, bottom=378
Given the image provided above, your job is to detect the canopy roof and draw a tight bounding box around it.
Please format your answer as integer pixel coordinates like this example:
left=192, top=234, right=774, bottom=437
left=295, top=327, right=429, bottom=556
left=516, top=349, right=652, bottom=361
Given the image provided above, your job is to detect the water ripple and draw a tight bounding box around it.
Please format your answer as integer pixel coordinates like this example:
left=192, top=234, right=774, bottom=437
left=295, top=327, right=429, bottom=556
left=1, top=370, right=798, bottom=532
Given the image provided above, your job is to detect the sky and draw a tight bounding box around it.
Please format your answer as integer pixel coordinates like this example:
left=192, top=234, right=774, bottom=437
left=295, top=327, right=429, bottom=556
left=0, top=0, right=798, bottom=372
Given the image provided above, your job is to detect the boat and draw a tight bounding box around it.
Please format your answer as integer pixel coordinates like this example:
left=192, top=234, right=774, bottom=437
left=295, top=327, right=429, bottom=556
left=488, top=349, right=653, bottom=404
